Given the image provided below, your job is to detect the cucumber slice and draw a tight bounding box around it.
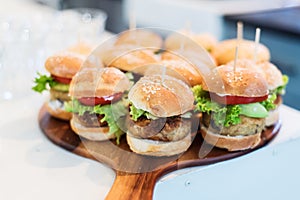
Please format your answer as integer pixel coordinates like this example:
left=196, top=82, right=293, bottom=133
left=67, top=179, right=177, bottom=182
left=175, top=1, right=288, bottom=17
left=240, top=103, right=268, bottom=118
left=51, top=83, right=69, bottom=92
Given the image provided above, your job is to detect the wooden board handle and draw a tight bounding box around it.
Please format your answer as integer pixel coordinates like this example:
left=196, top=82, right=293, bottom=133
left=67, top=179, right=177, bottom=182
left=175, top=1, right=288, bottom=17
left=106, top=171, right=162, bottom=200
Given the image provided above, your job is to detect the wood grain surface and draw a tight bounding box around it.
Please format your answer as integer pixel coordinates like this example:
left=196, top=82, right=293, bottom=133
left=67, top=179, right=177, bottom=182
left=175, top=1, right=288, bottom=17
left=38, top=104, right=281, bottom=200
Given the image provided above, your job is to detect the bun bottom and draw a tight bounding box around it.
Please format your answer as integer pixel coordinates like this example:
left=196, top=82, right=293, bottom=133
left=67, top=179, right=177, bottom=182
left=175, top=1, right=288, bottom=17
left=70, top=118, right=116, bottom=141
left=266, top=108, right=280, bottom=127
left=45, top=100, right=72, bottom=121
left=126, top=132, right=192, bottom=157
left=201, top=126, right=261, bottom=151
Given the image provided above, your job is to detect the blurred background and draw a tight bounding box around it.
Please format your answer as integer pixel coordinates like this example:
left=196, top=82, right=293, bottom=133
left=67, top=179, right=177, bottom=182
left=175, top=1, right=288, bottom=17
left=1, top=0, right=300, bottom=109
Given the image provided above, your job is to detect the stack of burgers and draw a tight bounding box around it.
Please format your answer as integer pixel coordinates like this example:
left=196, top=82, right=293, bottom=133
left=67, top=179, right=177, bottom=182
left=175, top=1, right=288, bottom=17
left=33, top=28, right=288, bottom=156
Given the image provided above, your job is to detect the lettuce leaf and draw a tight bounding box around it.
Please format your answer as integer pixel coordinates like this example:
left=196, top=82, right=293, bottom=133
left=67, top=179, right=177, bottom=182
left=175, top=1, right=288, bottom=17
left=274, top=74, right=289, bottom=95
left=65, top=99, right=128, bottom=144
left=223, top=105, right=241, bottom=127
left=193, top=85, right=249, bottom=127
left=193, top=85, right=276, bottom=127
left=32, top=72, right=57, bottom=93
left=260, top=92, right=277, bottom=111
left=193, top=89, right=240, bottom=127
left=129, top=104, right=158, bottom=121
left=129, top=103, right=191, bottom=121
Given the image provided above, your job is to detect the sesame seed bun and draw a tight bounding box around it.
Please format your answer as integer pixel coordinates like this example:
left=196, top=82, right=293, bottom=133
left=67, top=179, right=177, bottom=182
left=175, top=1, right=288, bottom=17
left=165, top=31, right=217, bottom=52
left=203, top=65, right=268, bottom=97
left=134, top=60, right=203, bottom=87
left=128, top=75, right=194, bottom=117
left=45, top=43, right=93, bottom=78
left=257, top=62, right=284, bottom=90
left=212, top=39, right=270, bottom=65
left=104, top=47, right=158, bottom=72
left=45, top=52, right=85, bottom=78
left=69, top=67, right=131, bottom=98
left=226, top=59, right=284, bottom=91
left=115, top=29, right=163, bottom=49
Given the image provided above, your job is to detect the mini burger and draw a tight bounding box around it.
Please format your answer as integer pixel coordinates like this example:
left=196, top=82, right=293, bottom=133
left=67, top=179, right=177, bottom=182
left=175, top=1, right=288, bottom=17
left=257, top=61, right=288, bottom=126
left=65, top=67, right=131, bottom=143
left=32, top=45, right=91, bottom=120
left=193, top=64, right=270, bottom=151
left=211, top=39, right=270, bottom=65
left=126, top=75, right=194, bottom=156
left=226, top=59, right=289, bottom=126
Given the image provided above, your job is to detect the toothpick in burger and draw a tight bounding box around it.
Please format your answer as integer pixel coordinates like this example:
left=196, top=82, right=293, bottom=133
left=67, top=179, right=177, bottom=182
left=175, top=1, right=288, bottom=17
left=257, top=61, right=288, bottom=126
left=226, top=59, right=289, bottom=127
left=193, top=64, right=270, bottom=151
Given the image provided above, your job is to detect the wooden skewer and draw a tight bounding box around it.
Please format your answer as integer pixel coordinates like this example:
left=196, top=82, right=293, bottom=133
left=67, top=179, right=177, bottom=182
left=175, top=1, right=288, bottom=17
left=233, top=45, right=239, bottom=80
left=129, top=0, right=136, bottom=30
left=129, top=12, right=136, bottom=30
left=254, top=27, right=261, bottom=63
left=237, top=21, right=243, bottom=41
left=234, top=21, right=243, bottom=75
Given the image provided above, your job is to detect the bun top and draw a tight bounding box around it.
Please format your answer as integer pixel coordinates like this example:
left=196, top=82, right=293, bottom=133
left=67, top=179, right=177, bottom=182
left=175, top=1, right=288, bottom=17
left=45, top=43, right=93, bottom=78
left=155, top=59, right=203, bottom=87
left=257, top=62, right=283, bottom=90
left=69, top=67, right=131, bottom=98
left=227, top=59, right=284, bottom=90
left=45, top=52, right=85, bottom=78
left=212, top=39, right=270, bottom=65
left=130, top=52, right=204, bottom=86
left=165, top=30, right=217, bottom=52
left=129, top=75, right=194, bottom=117
left=203, top=64, right=268, bottom=97
left=115, top=29, right=163, bottom=49
left=104, top=47, right=158, bottom=71
left=192, top=33, right=218, bottom=52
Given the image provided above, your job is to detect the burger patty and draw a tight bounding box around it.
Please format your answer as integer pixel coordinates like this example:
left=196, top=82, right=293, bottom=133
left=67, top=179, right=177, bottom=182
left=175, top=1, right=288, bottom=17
left=202, top=113, right=265, bottom=136
left=127, top=116, right=191, bottom=142
left=50, top=89, right=70, bottom=102
left=74, top=113, right=108, bottom=127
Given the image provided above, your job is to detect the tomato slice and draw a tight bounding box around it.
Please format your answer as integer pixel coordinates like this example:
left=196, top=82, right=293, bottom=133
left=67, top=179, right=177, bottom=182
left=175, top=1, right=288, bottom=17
left=78, top=92, right=123, bottom=106
left=51, top=75, right=72, bottom=84
left=210, top=92, right=268, bottom=105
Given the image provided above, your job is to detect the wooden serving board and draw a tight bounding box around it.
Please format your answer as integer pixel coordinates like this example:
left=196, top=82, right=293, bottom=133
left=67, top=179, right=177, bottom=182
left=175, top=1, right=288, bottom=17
left=38, top=104, right=281, bottom=200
